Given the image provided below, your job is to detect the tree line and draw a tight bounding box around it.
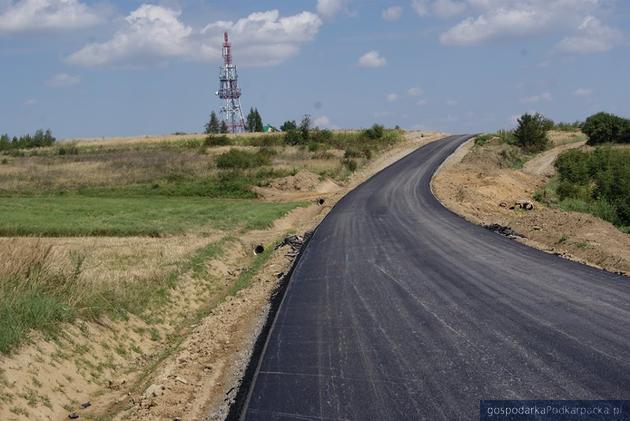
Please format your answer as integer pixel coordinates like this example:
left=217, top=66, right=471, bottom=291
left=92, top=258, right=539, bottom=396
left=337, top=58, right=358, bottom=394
left=205, top=108, right=266, bottom=134
left=0, top=129, right=56, bottom=151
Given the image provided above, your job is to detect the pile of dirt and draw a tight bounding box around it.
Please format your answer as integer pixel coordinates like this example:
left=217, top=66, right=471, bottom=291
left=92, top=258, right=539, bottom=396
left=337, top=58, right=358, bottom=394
left=432, top=137, right=630, bottom=275
left=270, top=170, right=321, bottom=191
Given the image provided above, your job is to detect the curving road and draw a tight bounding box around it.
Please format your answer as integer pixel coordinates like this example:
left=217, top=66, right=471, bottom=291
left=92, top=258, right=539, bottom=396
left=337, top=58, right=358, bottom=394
left=239, top=135, right=630, bottom=420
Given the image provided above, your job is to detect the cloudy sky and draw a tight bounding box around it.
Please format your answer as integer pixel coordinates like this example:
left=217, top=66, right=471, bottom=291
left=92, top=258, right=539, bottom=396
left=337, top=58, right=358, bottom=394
left=1, top=0, right=629, bottom=138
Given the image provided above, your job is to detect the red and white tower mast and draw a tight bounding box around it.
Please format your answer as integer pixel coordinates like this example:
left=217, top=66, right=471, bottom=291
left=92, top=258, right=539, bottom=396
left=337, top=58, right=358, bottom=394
left=216, top=32, right=246, bottom=133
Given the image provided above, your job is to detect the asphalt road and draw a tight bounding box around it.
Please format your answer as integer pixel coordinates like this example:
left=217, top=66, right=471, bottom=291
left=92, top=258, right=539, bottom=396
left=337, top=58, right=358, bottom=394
left=240, top=135, right=630, bottom=420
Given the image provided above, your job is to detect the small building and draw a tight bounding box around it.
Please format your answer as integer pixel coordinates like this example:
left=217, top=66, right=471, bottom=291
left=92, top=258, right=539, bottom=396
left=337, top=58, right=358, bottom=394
left=263, top=124, right=277, bottom=133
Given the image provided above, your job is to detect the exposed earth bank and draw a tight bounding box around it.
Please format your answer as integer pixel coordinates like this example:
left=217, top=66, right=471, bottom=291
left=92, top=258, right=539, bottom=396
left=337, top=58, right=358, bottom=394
left=432, top=135, right=630, bottom=276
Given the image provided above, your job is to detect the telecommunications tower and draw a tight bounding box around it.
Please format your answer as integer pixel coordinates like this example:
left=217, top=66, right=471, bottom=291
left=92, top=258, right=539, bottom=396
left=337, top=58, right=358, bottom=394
left=216, top=32, right=246, bottom=133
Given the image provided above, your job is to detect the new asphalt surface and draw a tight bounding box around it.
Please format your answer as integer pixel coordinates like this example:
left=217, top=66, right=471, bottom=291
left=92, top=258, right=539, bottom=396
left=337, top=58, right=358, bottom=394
left=239, top=135, right=630, bottom=420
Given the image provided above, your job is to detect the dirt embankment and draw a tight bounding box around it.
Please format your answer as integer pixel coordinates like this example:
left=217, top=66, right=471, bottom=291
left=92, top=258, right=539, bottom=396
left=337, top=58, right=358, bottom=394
left=432, top=136, right=630, bottom=275
left=0, top=131, right=445, bottom=421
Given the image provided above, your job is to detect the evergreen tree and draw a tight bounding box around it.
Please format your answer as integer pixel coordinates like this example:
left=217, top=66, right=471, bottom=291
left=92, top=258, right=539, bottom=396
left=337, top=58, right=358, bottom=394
left=0, top=134, right=10, bottom=151
left=513, top=113, right=549, bottom=153
left=254, top=108, right=264, bottom=132
left=205, top=112, right=220, bottom=134
left=220, top=120, right=229, bottom=134
left=246, top=107, right=256, bottom=132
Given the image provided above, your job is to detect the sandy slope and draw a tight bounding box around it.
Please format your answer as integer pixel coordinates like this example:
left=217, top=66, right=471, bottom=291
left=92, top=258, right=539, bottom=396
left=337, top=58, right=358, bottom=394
left=432, top=138, right=629, bottom=275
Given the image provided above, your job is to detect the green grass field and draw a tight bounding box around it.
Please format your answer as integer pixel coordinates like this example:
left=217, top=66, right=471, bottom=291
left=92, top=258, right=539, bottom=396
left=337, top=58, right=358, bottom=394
left=0, top=197, right=305, bottom=236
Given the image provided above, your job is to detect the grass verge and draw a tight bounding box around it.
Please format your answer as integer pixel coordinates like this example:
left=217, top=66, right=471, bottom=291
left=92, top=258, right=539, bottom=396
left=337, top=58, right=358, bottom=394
left=0, top=197, right=306, bottom=236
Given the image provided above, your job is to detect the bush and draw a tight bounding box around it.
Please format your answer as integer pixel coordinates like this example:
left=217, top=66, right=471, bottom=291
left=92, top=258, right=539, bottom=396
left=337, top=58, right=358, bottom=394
left=284, top=129, right=303, bottom=145
left=582, top=112, right=630, bottom=145
left=204, top=135, right=231, bottom=147
left=513, top=113, right=550, bottom=153
left=311, top=129, right=333, bottom=143
left=363, top=124, right=385, bottom=140
left=344, top=148, right=362, bottom=158
left=555, top=147, right=630, bottom=226
left=542, top=117, right=555, bottom=132
left=215, top=149, right=271, bottom=169
left=58, top=144, right=79, bottom=156
left=474, top=134, right=493, bottom=146
left=342, top=158, right=357, bottom=172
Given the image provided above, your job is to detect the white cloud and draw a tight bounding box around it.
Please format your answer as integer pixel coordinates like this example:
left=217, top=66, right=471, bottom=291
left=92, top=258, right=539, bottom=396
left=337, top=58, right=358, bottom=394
left=317, top=0, right=349, bottom=19
left=0, top=0, right=104, bottom=33
left=439, top=0, right=616, bottom=47
left=357, top=50, right=386, bottom=67
left=387, top=93, right=399, bottom=102
left=46, top=73, right=80, bottom=87
left=408, top=87, right=423, bottom=96
left=412, top=0, right=466, bottom=18
left=432, top=0, right=467, bottom=18
left=68, top=7, right=322, bottom=67
left=521, top=92, right=552, bottom=103
left=556, top=16, right=622, bottom=53
left=416, top=98, right=428, bottom=106
left=411, top=0, right=429, bottom=16
left=68, top=5, right=193, bottom=67
left=574, top=87, right=593, bottom=97
left=382, top=6, right=403, bottom=21
left=202, top=10, right=323, bottom=66
left=313, top=115, right=331, bottom=127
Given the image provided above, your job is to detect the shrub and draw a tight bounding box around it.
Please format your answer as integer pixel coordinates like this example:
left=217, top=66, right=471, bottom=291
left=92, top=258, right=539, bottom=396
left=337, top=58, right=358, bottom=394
left=344, top=148, right=362, bottom=158
left=311, top=129, right=333, bottom=143
left=363, top=124, right=385, bottom=140
left=474, top=134, right=494, bottom=146
left=1, top=158, right=7, bottom=165
left=554, top=147, right=630, bottom=226
left=513, top=113, right=550, bottom=153
left=542, top=117, right=555, bottom=132
left=496, top=130, right=516, bottom=144
left=57, top=144, right=79, bottom=156
left=342, top=158, right=357, bottom=172
left=204, top=135, right=231, bottom=147
left=582, top=112, right=630, bottom=145
left=215, top=149, right=270, bottom=169
left=307, top=141, right=321, bottom=152
left=284, top=129, right=303, bottom=145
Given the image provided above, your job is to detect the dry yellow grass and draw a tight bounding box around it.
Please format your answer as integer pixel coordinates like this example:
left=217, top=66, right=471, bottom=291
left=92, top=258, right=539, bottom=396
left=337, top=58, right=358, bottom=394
left=0, top=236, right=213, bottom=291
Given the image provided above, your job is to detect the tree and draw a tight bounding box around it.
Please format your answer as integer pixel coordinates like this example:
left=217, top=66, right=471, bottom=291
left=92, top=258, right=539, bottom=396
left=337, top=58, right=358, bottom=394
left=582, top=112, right=630, bottom=145
left=299, top=114, right=311, bottom=141
left=246, top=108, right=256, bottom=132
left=513, top=113, right=549, bottom=153
left=0, top=134, right=10, bottom=151
left=280, top=120, right=297, bottom=131
left=542, top=117, right=555, bottom=132
left=205, top=112, right=220, bottom=134
left=254, top=108, right=263, bottom=132
left=220, top=121, right=229, bottom=134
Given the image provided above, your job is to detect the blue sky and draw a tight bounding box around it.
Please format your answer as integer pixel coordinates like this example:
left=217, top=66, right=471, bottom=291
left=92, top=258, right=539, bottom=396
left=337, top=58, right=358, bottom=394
left=1, top=0, right=629, bottom=138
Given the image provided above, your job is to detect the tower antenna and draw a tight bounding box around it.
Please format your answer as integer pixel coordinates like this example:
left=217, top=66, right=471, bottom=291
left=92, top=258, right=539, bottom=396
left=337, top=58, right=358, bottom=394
left=216, top=32, right=246, bottom=133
